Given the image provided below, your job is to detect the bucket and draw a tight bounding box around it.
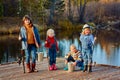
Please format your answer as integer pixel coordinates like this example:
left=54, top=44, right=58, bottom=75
left=37, top=52, right=43, bottom=61
left=68, top=62, right=74, bottom=72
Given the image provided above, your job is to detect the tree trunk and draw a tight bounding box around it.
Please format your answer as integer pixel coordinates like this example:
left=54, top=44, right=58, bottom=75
left=68, top=0, right=73, bottom=22
left=48, top=0, right=55, bottom=26
left=77, top=0, right=87, bottom=23
left=0, top=0, right=3, bottom=18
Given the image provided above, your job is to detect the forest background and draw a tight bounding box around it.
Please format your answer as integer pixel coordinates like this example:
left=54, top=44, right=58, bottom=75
left=0, top=0, right=120, bottom=34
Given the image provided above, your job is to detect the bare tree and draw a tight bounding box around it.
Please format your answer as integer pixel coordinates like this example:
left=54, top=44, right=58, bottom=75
left=77, top=0, right=87, bottom=23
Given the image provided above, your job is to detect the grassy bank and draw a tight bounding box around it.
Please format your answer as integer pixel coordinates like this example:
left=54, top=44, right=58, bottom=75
left=0, top=26, right=20, bottom=35
left=0, top=17, right=96, bottom=35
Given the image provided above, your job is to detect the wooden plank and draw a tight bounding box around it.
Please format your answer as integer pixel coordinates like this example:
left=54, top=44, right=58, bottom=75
left=0, top=58, right=120, bottom=80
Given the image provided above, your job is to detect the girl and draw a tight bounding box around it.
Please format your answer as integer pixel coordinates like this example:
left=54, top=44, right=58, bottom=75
left=80, top=24, right=96, bottom=73
left=19, top=15, right=41, bottom=73
left=45, top=29, right=59, bottom=71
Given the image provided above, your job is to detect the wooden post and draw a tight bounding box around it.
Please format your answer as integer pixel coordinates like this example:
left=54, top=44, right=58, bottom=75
left=37, top=52, right=43, bottom=62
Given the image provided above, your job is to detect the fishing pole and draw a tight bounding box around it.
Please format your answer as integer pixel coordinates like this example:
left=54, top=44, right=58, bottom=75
left=21, top=49, right=25, bottom=73
left=17, top=49, right=25, bottom=73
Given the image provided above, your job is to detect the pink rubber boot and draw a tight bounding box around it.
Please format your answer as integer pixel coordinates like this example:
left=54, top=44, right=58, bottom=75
left=53, top=64, right=57, bottom=70
left=49, top=65, right=53, bottom=71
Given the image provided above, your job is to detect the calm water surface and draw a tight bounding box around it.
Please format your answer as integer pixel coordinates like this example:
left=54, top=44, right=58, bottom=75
left=0, top=29, right=120, bottom=66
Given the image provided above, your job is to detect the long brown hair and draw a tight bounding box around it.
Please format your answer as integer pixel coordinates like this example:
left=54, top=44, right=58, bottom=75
left=22, top=15, right=33, bottom=27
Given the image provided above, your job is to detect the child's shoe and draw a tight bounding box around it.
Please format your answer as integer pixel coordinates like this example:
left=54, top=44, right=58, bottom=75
left=80, top=66, right=84, bottom=71
left=49, top=65, right=53, bottom=71
left=83, top=65, right=88, bottom=72
left=53, top=64, right=57, bottom=70
left=80, top=65, right=84, bottom=71
left=63, top=65, right=68, bottom=71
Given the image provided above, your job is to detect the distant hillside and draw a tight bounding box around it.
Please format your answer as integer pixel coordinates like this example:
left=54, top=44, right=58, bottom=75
left=99, top=0, right=120, bottom=3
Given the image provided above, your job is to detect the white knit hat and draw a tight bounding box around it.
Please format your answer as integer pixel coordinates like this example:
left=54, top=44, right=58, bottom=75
left=83, top=24, right=90, bottom=29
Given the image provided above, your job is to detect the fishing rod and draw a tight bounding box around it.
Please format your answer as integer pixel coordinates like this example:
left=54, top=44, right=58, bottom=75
left=21, top=49, right=25, bottom=73
left=17, top=49, right=25, bottom=73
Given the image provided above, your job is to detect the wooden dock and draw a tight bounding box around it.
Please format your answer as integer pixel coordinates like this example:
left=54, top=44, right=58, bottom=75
left=0, top=58, right=120, bottom=80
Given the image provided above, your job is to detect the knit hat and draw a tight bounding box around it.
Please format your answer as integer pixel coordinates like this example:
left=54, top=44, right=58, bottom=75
left=22, top=15, right=31, bottom=21
left=83, top=24, right=90, bottom=29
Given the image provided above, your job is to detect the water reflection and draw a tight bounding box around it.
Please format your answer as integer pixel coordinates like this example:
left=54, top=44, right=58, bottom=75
left=0, top=35, right=21, bottom=63
left=96, top=30, right=120, bottom=55
left=93, top=43, right=120, bottom=66
left=92, top=30, right=120, bottom=66
left=0, top=29, right=120, bottom=66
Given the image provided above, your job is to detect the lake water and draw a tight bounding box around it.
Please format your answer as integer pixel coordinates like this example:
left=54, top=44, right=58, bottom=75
left=0, top=29, right=120, bottom=67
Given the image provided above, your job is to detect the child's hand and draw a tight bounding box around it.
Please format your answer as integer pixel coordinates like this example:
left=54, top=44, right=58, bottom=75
left=68, top=53, right=71, bottom=56
left=81, top=31, right=84, bottom=35
left=57, top=51, right=59, bottom=54
left=18, top=35, right=21, bottom=40
left=45, top=41, right=47, bottom=44
left=79, top=58, right=82, bottom=61
left=72, top=62, right=76, bottom=66
left=36, top=44, right=40, bottom=48
left=94, top=37, right=97, bottom=41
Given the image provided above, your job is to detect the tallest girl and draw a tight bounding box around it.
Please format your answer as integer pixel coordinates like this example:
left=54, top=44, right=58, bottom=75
left=19, top=15, right=41, bottom=73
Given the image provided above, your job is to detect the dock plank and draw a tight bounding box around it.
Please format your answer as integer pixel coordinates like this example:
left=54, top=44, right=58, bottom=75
left=0, top=58, right=120, bottom=80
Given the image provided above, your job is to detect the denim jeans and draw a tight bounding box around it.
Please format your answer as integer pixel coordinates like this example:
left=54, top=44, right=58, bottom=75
left=66, top=55, right=75, bottom=62
left=82, top=48, right=93, bottom=65
left=48, top=48, right=57, bottom=65
left=25, top=44, right=37, bottom=64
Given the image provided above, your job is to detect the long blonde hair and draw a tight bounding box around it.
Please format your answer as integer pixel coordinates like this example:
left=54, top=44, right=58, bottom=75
left=81, top=28, right=92, bottom=35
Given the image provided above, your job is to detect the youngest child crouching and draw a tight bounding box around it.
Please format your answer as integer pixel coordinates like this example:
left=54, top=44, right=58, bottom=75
left=64, top=44, right=84, bottom=71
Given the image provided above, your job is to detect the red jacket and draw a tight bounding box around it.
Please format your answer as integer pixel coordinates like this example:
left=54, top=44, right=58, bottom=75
left=45, top=36, right=59, bottom=51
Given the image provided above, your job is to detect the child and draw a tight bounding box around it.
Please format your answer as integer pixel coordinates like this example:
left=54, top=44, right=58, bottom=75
left=45, top=29, right=59, bottom=71
left=80, top=24, right=96, bottom=73
left=64, top=44, right=84, bottom=71
left=19, top=15, right=41, bottom=73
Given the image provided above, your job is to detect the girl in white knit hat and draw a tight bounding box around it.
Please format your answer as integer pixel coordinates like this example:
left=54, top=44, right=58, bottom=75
left=80, top=24, right=96, bottom=73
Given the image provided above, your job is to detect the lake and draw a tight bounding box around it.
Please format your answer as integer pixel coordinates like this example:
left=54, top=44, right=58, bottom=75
left=0, top=29, right=120, bottom=67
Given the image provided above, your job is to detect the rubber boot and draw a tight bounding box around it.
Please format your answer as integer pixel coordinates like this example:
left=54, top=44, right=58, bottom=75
left=80, top=64, right=84, bottom=71
left=88, top=65, right=92, bottom=73
left=49, top=65, right=53, bottom=71
left=63, top=65, right=68, bottom=71
left=32, top=63, right=38, bottom=72
left=53, top=64, right=57, bottom=70
left=26, top=63, right=31, bottom=73
left=83, top=65, right=87, bottom=72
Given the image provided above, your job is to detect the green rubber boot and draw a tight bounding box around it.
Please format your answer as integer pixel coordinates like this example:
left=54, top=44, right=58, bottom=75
left=63, top=65, right=68, bottom=71
left=80, top=65, right=84, bottom=71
